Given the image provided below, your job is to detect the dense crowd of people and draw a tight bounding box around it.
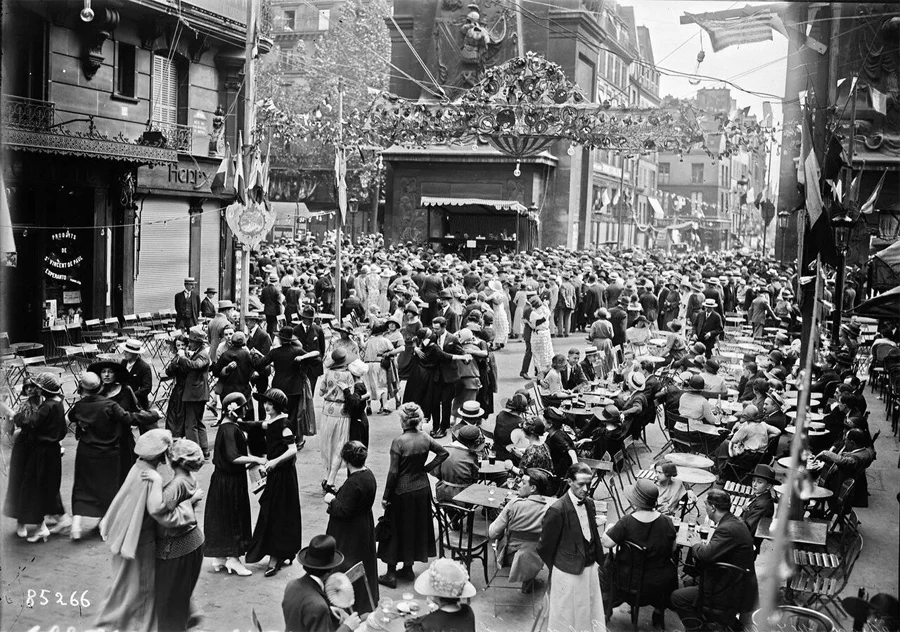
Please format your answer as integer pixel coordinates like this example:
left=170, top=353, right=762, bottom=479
left=2, top=231, right=897, bottom=632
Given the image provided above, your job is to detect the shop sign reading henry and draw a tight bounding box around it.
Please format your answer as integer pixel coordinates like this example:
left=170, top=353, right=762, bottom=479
left=137, top=158, right=225, bottom=195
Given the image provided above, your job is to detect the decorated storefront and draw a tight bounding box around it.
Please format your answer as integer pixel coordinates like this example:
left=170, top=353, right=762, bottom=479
left=420, top=196, right=539, bottom=253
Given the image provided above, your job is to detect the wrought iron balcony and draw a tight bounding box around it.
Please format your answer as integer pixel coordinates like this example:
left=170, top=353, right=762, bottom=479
left=147, top=119, right=193, bottom=153
left=2, top=95, right=56, bottom=131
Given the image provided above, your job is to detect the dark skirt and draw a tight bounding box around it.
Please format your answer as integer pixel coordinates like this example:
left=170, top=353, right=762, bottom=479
left=155, top=546, right=203, bottom=632
left=377, top=486, right=435, bottom=566
left=402, top=365, right=437, bottom=422
left=166, top=382, right=186, bottom=436
left=203, top=470, right=252, bottom=558
left=245, top=459, right=303, bottom=563
left=349, top=414, right=369, bottom=447
left=72, top=443, right=120, bottom=517
left=7, top=441, right=63, bottom=524
left=328, top=518, right=379, bottom=614
left=3, top=434, right=29, bottom=520
left=119, top=429, right=137, bottom=485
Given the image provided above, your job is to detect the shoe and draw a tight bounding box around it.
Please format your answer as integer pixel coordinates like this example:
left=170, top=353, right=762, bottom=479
left=433, top=430, right=447, bottom=439
left=16, top=525, right=27, bottom=538
left=378, top=573, right=397, bottom=589
left=48, top=515, right=72, bottom=535
left=519, top=372, right=530, bottom=380
left=652, top=609, right=665, bottom=629
left=70, top=516, right=83, bottom=541
left=321, top=479, right=328, bottom=492
left=27, top=525, right=50, bottom=543
left=225, top=558, right=253, bottom=576
left=397, top=566, right=415, bottom=581
left=211, top=558, right=226, bottom=572
left=296, top=439, right=306, bottom=451
left=264, top=560, right=283, bottom=578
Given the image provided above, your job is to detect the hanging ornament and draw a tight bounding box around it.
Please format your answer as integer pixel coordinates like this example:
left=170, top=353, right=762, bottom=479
left=689, top=33, right=705, bottom=86
left=513, top=161, right=521, bottom=177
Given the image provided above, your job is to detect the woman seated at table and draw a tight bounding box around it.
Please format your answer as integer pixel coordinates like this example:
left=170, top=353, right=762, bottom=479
left=434, top=425, right=487, bottom=503
left=676, top=375, right=720, bottom=429
left=601, top=479, right=677, bottom=629
left=699, top=359, right=727, bottom=394
left=407, top=558, right=477, bottom=632
left=662, top=320, right=688, bottom=365
left=625, top=315, right=652, bottom=358
left=538, top=354, right=570, bottom=407
left=654, top=460, right=689, bottom=517
left=493, top=392, right=531, bottom=464
left=508, top=418, right=553, bottom=476
left=713, top=405, right=780, bottom=476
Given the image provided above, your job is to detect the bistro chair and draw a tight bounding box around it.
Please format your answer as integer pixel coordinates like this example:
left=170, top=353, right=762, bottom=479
left=608, top=539, right=649, bottom=631
left=694, top=561, right=751, bottom=631
left=790, top=530, right=863, bottom=620
left=432, top=500, right=490, bottom=584
left=343, top=561, right=375, bottom=614
left=825, top=479, right=855, bottom=534
left=486, top=541, right=544, bottom=617
left=752, top=605, right=837, bottom=632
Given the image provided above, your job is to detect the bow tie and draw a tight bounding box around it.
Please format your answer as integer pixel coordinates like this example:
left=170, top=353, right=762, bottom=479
left=576, top=499, right=586, bottom=506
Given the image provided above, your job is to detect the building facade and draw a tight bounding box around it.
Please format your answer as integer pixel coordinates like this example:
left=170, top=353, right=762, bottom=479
left=1, top=0, right=256, bottom=343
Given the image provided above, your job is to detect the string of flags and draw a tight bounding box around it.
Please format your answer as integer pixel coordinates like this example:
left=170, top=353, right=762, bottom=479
left=209, top=134, right=273, bottom=209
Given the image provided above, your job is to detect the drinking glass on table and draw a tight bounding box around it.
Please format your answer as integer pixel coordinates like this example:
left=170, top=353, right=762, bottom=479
left=379, top=597, right=394, bottom=623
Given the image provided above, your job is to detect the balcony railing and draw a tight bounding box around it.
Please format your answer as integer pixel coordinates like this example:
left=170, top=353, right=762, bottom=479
left=147, top=119, right=193, bottom=153
left=2, top=95, right=55, bottom=131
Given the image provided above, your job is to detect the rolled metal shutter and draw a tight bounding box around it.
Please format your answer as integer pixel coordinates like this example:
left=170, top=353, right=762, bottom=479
left=134, top=198, right=191, bottom=314
left=198, top=204, right=221, bottom=293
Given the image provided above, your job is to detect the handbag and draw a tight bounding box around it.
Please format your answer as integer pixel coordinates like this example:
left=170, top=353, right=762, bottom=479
left=374, top=511, right=391, bottom=544
left=380, top=355, right=392, bottom=370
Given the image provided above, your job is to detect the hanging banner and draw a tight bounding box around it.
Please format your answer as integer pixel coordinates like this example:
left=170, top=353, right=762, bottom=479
left=225, top=201, right=277, bottom=248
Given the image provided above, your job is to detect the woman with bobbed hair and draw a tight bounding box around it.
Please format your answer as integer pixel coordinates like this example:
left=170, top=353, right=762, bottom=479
left=324, top=441, right=379, bottom=613
left=654, top=460, right=688, bottom=516
left=377, top=403, right=449, bottom=589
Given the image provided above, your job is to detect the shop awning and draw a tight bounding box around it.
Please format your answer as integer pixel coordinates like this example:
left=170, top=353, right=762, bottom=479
left=648, top=197, right=665, bottom=219
left=3, top=127, right=177, bottom=165
left=421, top=196, right=529, bottom=214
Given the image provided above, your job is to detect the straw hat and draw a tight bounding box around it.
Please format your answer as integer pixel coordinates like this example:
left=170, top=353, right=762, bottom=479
left=414, top=558, right=476, bottom=599
left=134, top=428, right=173, bottom=458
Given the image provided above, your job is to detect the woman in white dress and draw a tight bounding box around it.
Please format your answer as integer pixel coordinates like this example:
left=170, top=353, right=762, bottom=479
left=361, top=323, right=394, bottom=414
left=488, top=279, right=510, bottom=347
left=529, top=297, right=554, bottom=376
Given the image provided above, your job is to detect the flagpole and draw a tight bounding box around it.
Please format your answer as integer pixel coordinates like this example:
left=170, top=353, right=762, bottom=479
left=334, top=79, right=344, bottom=321
left=239, top=0, right=259, bottom=333
left=833, top=78, right=858, bottom=343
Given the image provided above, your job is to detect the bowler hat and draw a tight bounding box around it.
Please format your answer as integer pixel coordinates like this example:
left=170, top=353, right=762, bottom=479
left=297, top=534, right=345, bottom=570
left=278, top=326, right=298, bottom=343
left=205, top=287, right=217, bottom=294
left=300, top=305, right=316, bottom=319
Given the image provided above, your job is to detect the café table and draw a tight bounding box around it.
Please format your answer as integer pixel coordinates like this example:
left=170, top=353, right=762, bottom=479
left=774, top=482, right=833, bottom=502
left=784, top=426, right=827, bottom=437
left=664, top=453, right=714, bottom=469
left=478, top=462, right=508, bottom=478
left=453, top=482, right=513, bottom=513
left=675, top=521, right=713, bottom=548
left=786, top=411, right=825, bottom=421
left=11, top=342, right=44, bottom=356
left=755, top=516, right=827, bottom=547
left=713, top=399, right=744, bottom=414
left=648, top=338, right=667, bottom=346
left=636, top=354, right=665, bottom=367
left=719, top=351, right=744, bottom=361
left=678, top=467, right=717, bottom=488
left=690, top=421, right=726, bottom=436
left=359, top=599, right=433, bottom=632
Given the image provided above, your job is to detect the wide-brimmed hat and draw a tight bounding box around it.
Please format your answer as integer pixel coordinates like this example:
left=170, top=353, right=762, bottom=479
left=119, top=339, right=146, bottom=355
left=278, top=326, right=298, bottom=343
left=135, top=428, right=173, bottom=458
left=414, top=558, right=476, bottom=599
left=438, top=289, right=453, bottom=299
left=584, top=346, right=598, bottom=356
left=691, top=281, right=704, bottom=292
left=702, top=298, right=717, bottom=308
left=297, top=534, right=345, bottom=570
left=253, top=387, right=288, bottom=411
left=627, top=479, right=659, bottom=510
left=704, top=358, right=720, bottom=373
left=751, top=464, right=779, bottom=484
left=767, top=391, right=784, bottom=409
left=245, top=310, right=265, bottom=322
left=300, top=305, right=316, bottom=319
left=88, top=361, right=127, bottom=383
left=33, top=372, right=62, bottom=396
left=218, top=299, right=235, bottom=311
left=458, top=401, right=485, bottom=419
left=380, top=268, right=394, bottom=278
left=222, top=392, right=247, bottom=412
left=267, top=273, right=279, bottom=283
left=326, top=348, right=350, bottom=370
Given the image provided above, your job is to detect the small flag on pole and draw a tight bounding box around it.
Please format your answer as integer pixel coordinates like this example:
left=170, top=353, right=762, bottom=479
left=234, top=132, right=245, bottom=204
left=860, top=171, right=885, bottom=215
left=210, top=143, right=233, bottom=196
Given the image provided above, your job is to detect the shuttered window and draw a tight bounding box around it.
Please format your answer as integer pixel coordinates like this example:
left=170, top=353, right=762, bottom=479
left=152, top=54, right=178, bottom=124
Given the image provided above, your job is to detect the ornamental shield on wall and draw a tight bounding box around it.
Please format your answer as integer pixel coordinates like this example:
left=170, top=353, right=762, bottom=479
left=225, top=201, right=277, bottom=248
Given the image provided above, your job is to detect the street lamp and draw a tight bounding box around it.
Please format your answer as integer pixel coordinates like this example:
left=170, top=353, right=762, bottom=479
left=348, top=197, right=359, bottom=244
left=736, top=175, right=749, bottom=242
left=830, top=212, right=854, bottom=343
left=777, top=209, right=791, bottom=262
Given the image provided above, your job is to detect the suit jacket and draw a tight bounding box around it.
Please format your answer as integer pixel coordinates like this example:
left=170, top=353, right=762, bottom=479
left=436, top=332, right=461, bottom=383
left=200, top=297, right=217, bottom=319
left=121, top=358, right=153, bottom=410
left=260, top=342, right=313, bottom=396
left=420, top=274, right=444, bottom=303
left=438, top=306, right=460, bottom=333
left=582, top=284, right=603, bottom=322
left=537, top=492, right=604, bottom=575
left=213, top=346, right=254, bottom=400
left=693, top=310, right=724, bottom=344
left=174, top=290, right=201, bottom=329
left=293, top=322, right=326, bottom=379
left=609, top=306, right=628, bottom=347
left=261, top=284, right=283, bottom=316
left=282, top=575, right=346, bottom=632
left=691, top=512, right=758, bottom=612
left=579, top=359, right=596, bottom=382
left=560, top=364, right=587, bottom=390
left=207, top=313, right=231, bottom=364
left=741, top=492, right=775, bottom=538
left=175, top=346, right=210, bottom=402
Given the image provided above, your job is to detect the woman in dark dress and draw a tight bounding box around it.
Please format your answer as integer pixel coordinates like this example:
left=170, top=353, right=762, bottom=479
left=493, top=391, right=530, bottom=463
left=402, top=328, right=471, bottom=428
left=165, top=334, right=189, bottom=438
left=601, top=479, right=677, bottom=628
left=3, top=376, right=44, bottom=537
left=324, top=440, right=379, bottom=614
left=407, top=558, right=477, bottom=632
left=89, top=360, right=146, bottom=483
left=245, top=388, right=303, bottom=577
left=396, top=302, right=422, bottom=381
left=2, top=373, right=68, bottom=542
left=204, top=393, right=266, bottom=576
left=377, top=403, right=449, bottom=589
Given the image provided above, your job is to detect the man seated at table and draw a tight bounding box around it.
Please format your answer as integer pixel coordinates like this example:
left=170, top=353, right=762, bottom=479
left=817, top=428, right=875, bottom=509
left=677, top=375, right=720, bottom=429
left=741, top=464, right=777, bottom=551
left=434, top=425, right=487, bottom=503
left=580, top=347, right=599, bottom=382
left=488, top=468, right=553, bottom=592
left=674, top=341, right=706, bottom=371
left=699, top=358, right=727, bottom=394
left=761, top=391, right=788, bottom=432
left=713, top=405, right=780, bottom=479
left=737, top=360, right=761, bottom=402
left=810, top=353, right=842, bottom=393
left=561, top=348, right=589, bottom=391
left=657, top=371, right=689, bottom=413
left=671, top=489, right=758, bottom=631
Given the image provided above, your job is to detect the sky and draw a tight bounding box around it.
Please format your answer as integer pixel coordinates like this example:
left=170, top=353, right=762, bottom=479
left=628, top=0, right=789, bottom=125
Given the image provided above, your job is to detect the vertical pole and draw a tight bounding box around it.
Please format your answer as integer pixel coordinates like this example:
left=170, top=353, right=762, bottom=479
left=239, top=0, right=258, bottom=332
left=334, top=80, right=344, bottom=319
left=616, top=160, right=626, bottom=248
left=515, top=0, right=525, bottom=57
left=833, top=80, right=857, bottom=343
left=764, top=141, right=774, bottom=254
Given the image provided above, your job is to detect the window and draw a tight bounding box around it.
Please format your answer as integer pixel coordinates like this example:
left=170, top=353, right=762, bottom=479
left=152, top=55, right=178, bottom=124
left=691, top=163, right=704, bottom=184
left=114, top=42, right=137, bottom=99
left=282, top=10, right=295, bottom=30
left=691, top=191, right=703, bottom=206
left=318, top=9, right=330, bottom=30
left=658, top=162, right=670, bottom=185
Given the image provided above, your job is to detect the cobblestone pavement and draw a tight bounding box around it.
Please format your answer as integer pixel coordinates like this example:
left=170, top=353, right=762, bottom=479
left=1, top=334, right=897, bottom=632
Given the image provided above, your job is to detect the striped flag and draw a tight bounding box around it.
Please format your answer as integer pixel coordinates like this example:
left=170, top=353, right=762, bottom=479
left=210, top=143, right=233, bottom=197
left=686, top=11, right=784, bottom=52
left=799, top=106, right=838, bottom=269
left=800, top=109, right=824, bottom=226
left=860, top=171, right=885, bottom=215
left=234, top=131, right=245, bottom=204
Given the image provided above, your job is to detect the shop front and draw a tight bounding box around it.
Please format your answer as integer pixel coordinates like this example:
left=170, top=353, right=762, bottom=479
left=135, top=157, right=235, bottom=313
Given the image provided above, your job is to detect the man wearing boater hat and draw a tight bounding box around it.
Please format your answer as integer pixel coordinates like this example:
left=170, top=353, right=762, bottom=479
left=693, top=298, right=723, bottom=358
left=282, top=534, right=361, bottom=632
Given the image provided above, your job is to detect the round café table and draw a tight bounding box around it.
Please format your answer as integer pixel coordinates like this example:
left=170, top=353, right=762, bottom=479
left=648, top=338, right=667, bottom=347
left=478, top=462, right=508, bottom=477
left=636, top=354, right=665, bottom=367
left=11, top=342, right=44, bottom=356
left=776, top=456, right=823, bottom=470
left=691, top=422, right=725, bottom=436
left=678, top=467, right=718, bottom=496
left=784, top=425, right=827, bottom=436
left=25, top=366, right=64, bottom=376
left=726, top=316, right=745, bottom=326
left=711, top=399, right=744, bottom=414
left=664, top=453, right=714, bottom=469
left=774, top=482, right=833, bottom=501
left=786, top=410, right=825, bottom=421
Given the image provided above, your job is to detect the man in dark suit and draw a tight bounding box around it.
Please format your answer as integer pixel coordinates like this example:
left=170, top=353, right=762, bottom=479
left=671, top=489, right=759, bottom=630
left=282, top=535, right=360, bottom=632
left=519, top=293, right=537, bottom=379
left=609, top=297, right=629, bottom=360
left=561, top=348, right=588, bottom=390
left=419, top=262, right=444, bottom=325
left=172, top=326, right=211, bottom=458
left=200, top=287, right=218, bottom=319
left=340, top=289, right=365, bottom=322
left=581, top=274, right=603, bottom=328
left=245, top=311, right=272, bottom=421
left=693, top=299, right=724, bottom=357
left=580, top=348, right=598, bottom=382
left=293, top=305, right=326, bottom=394
left=431, top=316, right=461, bottom=438
left=537, top=462, right=606, bottom=631
left=742, top=464, right=777, bottom=551
left=174, top=277, right=201, bottom=331
left=120, top=339, right=153, bottom=410
left=435, top=289, right=460, bottom=333
left=260, top=273, right=283, bottom=335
